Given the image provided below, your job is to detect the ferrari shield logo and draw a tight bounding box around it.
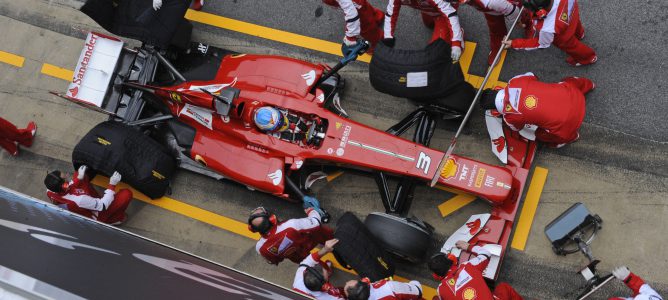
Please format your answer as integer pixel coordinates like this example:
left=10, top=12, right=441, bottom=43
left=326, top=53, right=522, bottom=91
left=462, top=287, right=477, bottom=300
left=559, top=12, right=569, bottom=23
left=505, top=104, right=513, bottom=112
left=169, top=92, right=182, bottom=103
left=335, top=122, right=342, bottom=130
left=524, top=95, right=538, bottom=110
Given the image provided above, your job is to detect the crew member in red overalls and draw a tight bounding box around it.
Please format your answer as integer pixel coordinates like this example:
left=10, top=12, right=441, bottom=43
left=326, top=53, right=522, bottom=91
left=322, top=0, right=385, bottom=53
left=293, top=239, right=346, bottom=300
left=610, top=266, right=663, bottom=300
left=344, top=277, right=423, bottom=300
left=428, top=240, right=523, bottom=300
left=459, top=0, right=521, bottom=65
left=44, top=165, right=133, bottom=225
left=0, top=117, right=36, bottom=156
left=383, top=0, right=464, bottom=61
left=249, top=203, right=334, bottom=265
left=503, top=0, right=597, bottom=66
left=480, top=72, right=594, bottom=148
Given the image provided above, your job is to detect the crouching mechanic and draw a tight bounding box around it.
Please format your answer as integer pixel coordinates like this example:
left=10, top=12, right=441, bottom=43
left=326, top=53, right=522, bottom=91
left=480, top=72, right=594, bottom=148
left=322, top=0, right=384, bottom=53
left=344, top=277, right=422, bottom=300
left=293, top=239, right=345, bottom=299
left=383, top=0, right=464, bottom=61
left=503, top=0, right=597, bottom=66
left=249, top=198, right=334, bottom=265
left=428, top=241, right=523, bottom=299
left=610, top=266, right=663, bottom=300
left=44, top=165, right=133, bottom=225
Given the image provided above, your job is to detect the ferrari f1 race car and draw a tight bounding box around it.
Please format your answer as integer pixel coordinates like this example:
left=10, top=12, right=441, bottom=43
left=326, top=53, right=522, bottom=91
left=53, top=31, right=536, bottom=280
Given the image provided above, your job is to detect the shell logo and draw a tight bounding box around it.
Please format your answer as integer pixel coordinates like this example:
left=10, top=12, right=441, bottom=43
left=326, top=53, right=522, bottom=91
left=524, top=95, right=538, bottom=110
left=440, top=158, right=458, bottom=180
left=462, top=287, right=477, bottom=300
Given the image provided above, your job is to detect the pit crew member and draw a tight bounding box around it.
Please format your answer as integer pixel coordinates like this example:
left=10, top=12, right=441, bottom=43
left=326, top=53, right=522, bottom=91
left=293, top=239, right=345, bottom=299
left=0, top=117, right=36, bottom=156
left=44, top=165, right=133, bottom=225
left=383, top=0, right=465, bottom=61
left=428, top=240, right=523, bottom=300
left=459, top=0, right=521, bottom=65
left=610, top=266, right=663, bottom=300
left=249, top=200, right=334, bottom=265
left=502, top=0, right=597, bottom=66
left=322, top=0, right=385, bottom=53
left=343, top=277, right=423, bottom=300
left=480, top=72, right=594, bottom=148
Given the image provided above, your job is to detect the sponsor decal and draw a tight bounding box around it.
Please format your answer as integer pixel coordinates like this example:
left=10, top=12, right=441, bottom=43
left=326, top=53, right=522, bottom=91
left=524, top=95, right=538, bottom=110
left=316, top=93, right=325, bottom=103
left=467, top=165, right=479, bottom=188
left=448, top=278, right=456, bottom=287
left=455, top=270, right=472, bottom=292
left=492, top=137, right=505, bottom=153
left=180, top=104, right=214, bottom=130
left=197, top=43, right=209, bottom=54
left=277, top=237, right=293, bottom=253
left=339, top=125, right=352, bottom=148
left=440, top=158, right=458, bottom=180
left=268, top=169, right=282, bottom=186
left=268, top=246, right=279, bottom=255
left=169, top=92, right=182, bottom=103
left=295, top=160, right=303, bottom=169
left=327, top=148, right=334, bottom=155
left=335, top=122, right=342, bottom=130
left=462, top=287, right=477, bottom=300
left=96, top=137, right=111, bottom=146
left=70, top=33, right=99, bottom=90
left=474, top=168, right=486, bottom=188
left=505, top=104, right=513, bottom=112
left=336, top=148, right=345, bottom=156
left=301, top=70, right=316, bottom=86
left=559, top=12, right=569, bottom=23
left=398, top=76, right=406, bottom=83
left=485, top=175, right=496, bottom=188
left=187, top=78, right=238, bottom=93
left=152, top=170, right=165, bottom=180
left=68, top=86, right=79, bottom=97
left=416, top=152, right=431, bottom=175
left=466, top=219, right=481, bottom=235
left=497, top=181, right=512, bottom=190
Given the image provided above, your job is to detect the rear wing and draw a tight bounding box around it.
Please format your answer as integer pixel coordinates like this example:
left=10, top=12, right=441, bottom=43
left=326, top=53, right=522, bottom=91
left=50, top=32, right=123, bottom=112
left=51, top=32, right=160, bottom=121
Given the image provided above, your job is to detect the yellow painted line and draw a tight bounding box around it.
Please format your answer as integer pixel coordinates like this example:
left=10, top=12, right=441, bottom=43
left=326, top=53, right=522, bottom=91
left=41, top=63, right=73, bottom=81
left=91, top=177, right=261, bottom=240
left=185, top=10, right=371, bottom=63
left=459, top=41, right=477, bottom=76
left=484, top=49, right=508, bottom=89
left=437, top=193, right=477, bottom=217
left=326, top=171, right=344, bottom=182
left=0, top=50, right=25, bottom=67
left=91, top=176, right=437, bottom=296
left=511, top=166, right=548, bottom=251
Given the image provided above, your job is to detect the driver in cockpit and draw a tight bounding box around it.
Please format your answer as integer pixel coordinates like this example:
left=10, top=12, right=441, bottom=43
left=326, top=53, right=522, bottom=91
left=253, top=106, right=310, bottom=143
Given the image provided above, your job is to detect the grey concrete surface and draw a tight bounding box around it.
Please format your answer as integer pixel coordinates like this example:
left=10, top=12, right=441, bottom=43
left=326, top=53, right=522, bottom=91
left=0, top=0, right=666, bottom=299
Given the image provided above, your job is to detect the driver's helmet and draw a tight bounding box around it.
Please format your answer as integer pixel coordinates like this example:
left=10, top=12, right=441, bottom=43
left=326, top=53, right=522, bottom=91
left=254, top=106, right=288, bottom=132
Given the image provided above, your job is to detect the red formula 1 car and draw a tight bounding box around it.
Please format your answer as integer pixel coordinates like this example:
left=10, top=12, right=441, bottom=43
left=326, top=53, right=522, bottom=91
left=53, top=32, right=536, bottom=280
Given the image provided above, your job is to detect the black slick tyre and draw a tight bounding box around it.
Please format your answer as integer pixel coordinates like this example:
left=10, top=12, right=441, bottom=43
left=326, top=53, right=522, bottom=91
left=364, top=212, right=432, bottom=263
left=72, top=121, right=176, bottom=199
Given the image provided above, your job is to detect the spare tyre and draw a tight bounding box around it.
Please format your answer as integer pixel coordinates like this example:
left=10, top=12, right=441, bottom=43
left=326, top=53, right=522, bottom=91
left=364, top=213, right=433, bottom=263
left=334, top=212, right=395, bottom=281
left=72, top=121, right=176, bottom=199
left=369, top=40, right=472, bottom=112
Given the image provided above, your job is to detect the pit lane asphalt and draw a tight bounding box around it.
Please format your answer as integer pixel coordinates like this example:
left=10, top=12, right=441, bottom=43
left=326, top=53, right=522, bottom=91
left=0, top=1, right=667, bottom=299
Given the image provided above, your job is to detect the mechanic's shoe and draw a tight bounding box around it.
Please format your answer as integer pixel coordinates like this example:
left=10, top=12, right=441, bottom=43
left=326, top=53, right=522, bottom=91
left=109, top=214, right=127, bottom=226
left=566, top=55, right=597, bottom=67
left=190, top=0, right=204, bottom=11
left=21, top=121, right=36, bottom=147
